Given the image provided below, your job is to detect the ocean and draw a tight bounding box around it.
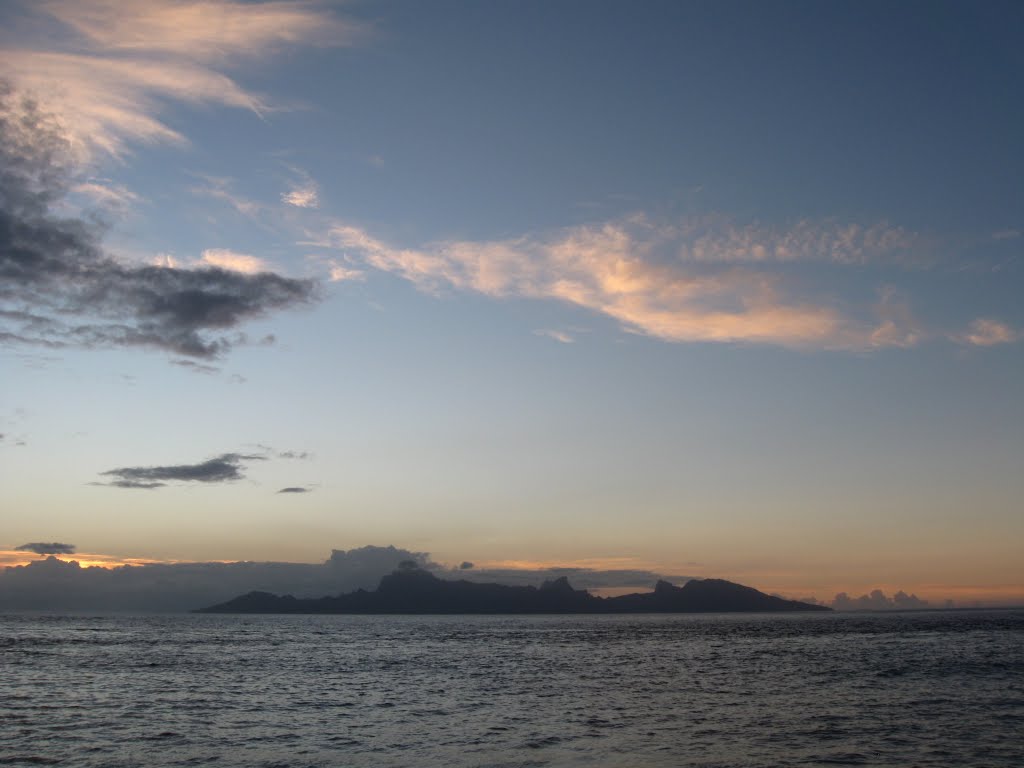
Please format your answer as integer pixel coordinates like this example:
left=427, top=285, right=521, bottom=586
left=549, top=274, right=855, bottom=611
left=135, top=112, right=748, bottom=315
left=1, top=610, right=1022, bottom=767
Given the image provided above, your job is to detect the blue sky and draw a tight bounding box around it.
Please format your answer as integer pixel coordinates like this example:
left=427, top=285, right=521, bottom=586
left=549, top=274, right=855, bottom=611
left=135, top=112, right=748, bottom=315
left=1, top=0, right=1022, bottom=604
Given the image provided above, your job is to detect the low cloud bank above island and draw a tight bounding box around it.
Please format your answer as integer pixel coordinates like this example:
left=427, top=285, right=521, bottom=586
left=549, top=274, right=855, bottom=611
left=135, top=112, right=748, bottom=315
left=0, top=543, right=982, bottom=613
left=832, top=589, right=930, bottom=611
left=0, top=546, right=432, bottom=612
left=0, top=545, right=700, bottom=612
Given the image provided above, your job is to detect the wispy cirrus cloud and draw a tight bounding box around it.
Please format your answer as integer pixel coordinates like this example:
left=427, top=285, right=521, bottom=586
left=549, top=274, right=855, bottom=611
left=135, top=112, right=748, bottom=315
left=3, top=0, right=362, bottom=159
left=200, top=248, right=270, bottom=275
left=191, top=175, right=264, bottom=219
left=534, top=329, right=575, bottom=344
left=0, top=50, right=264, bottom=159
left=316, top=216, right=922, bottom=350
left=282, top=179, right=319, bottom=209
left=71, top=179, right=139, bottom=209
left=39, top=0, right=364, bottom=61
left=955, top=318, right=1018, bottom=347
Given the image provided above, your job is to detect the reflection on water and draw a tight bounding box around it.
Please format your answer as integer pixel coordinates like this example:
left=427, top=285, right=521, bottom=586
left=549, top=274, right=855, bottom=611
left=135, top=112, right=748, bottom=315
left=2, top=611, right=1022, bottom=767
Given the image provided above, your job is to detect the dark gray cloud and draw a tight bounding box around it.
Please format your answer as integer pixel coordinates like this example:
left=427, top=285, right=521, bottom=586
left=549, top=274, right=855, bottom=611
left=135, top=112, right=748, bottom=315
left=0, top=83, right=317, bottom=359
left=278, top=450, right=311, bottom=460
left=277, top=486, right=310, bottom=494
left=100, top=452, right=264, bottom=489
left=15, top=542, right=76, bottom=555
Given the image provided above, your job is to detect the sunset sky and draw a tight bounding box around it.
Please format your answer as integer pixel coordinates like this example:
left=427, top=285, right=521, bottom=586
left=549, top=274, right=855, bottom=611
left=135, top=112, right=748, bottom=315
left=2, top=0, right=1022, bottom=606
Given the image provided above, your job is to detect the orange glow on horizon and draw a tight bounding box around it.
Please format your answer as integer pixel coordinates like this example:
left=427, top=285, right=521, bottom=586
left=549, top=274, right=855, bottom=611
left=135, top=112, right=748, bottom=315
left=471, top=556, right=660, bottom=571
left=0, top=550, right=237, bottom=570
left=2, top=551, right=1020, bottom=606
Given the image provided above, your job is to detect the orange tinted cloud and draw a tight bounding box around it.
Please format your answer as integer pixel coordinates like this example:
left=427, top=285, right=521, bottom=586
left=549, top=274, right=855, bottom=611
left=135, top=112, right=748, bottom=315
left=5, top=0, right=361, bottom=159
left=321, top=219, right=920, bottom=350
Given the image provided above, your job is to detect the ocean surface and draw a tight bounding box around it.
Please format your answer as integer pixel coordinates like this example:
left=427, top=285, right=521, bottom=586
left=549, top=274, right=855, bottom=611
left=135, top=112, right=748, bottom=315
left=1, top=610, right=1022, bottom=767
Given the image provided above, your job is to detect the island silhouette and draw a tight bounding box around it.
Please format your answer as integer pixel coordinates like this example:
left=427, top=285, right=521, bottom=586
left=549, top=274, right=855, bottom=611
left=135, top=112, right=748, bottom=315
left=197, top=562, right=830, bottom=614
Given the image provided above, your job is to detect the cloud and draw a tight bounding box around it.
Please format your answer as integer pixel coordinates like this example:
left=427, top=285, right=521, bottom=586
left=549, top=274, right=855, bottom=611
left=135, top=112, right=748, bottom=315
left=277, top=486, right=311, bottom=494
left=992, top=229, right=1021, bottom=241
left=0, top=50, right=264, bottom=159
left=39, top=0, right=364, bottom=62
left=282, top=180, right=319, bottom=209
left=956, top=318, right=1018, bottom=347
left=191, top=176, right=264, bottom=220
left=0, top=86, right=317, bottom=359
left=71, top=179, right=139, bottom=209
left=831, top=589, right=929, bottom=611
left=99, top=452, right=264, bottom=489
left=200, top=248, right=270, bottom=275
left=278, top=450, right=311, bottom=460
left=318, top=218, right=921, bottom=350
left=326, top=260, right=365, bottom=283
left=3, top=0, right=362, bottom=160
left=674, top=215, right=922, bottom=266
left=867, top=286, right=922, bottom=349
left=14, top=542, right=75, bottom=555
left=534, top=329, right=575, bottom=344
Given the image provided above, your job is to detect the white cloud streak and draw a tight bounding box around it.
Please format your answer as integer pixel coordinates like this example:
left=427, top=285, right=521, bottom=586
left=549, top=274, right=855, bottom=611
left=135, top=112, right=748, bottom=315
left=3, top=0, right=360, bottom=159
left=326, top=261, right=365, bottom=283
left=200, top=249, right=269, bottom=275
left=39, top=0, right=363, bottom=61
left=535, top=329, right=575, bottom=344
left=0, top=50, right=263, bottom=159
left=318, top=217, right=922, bottom=350
left=71, top=179, right=139, bottom=208
left=282, top=181, right=319, bottom=209
left=191, top=176, right=264, bottom=219
left=956, top=318, right=1018, bottom=347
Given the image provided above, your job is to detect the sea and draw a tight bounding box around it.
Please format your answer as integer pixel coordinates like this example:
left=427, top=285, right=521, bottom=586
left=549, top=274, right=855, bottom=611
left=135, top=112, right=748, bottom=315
left=1, top=610, right=1021, bottom=767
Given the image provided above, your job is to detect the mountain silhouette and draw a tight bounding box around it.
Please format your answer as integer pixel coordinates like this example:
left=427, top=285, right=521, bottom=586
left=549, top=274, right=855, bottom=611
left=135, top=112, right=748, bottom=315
left=197, top=566, right=829, bottom=614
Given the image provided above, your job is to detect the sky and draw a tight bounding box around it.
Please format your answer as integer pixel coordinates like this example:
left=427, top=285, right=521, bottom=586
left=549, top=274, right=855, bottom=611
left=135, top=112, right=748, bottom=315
left=1, top=0, right=1022, bottom=608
